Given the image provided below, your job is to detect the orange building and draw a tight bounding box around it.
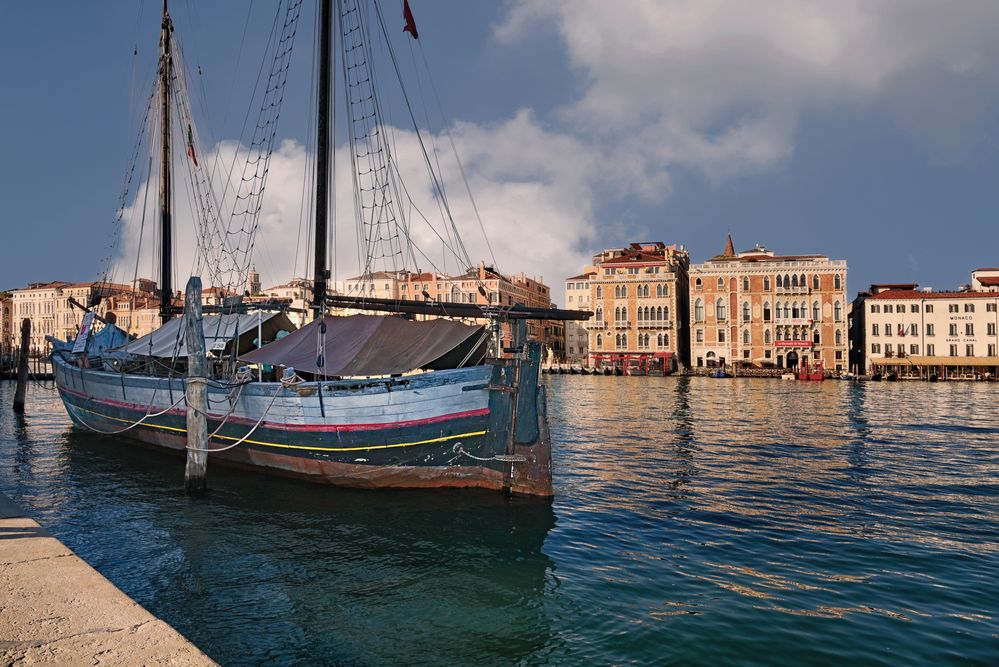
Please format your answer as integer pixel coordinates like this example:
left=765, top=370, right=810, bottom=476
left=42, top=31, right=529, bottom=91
left=689, top=236, right=848, bottom=373
left=585, top=242, right=690, bottom=373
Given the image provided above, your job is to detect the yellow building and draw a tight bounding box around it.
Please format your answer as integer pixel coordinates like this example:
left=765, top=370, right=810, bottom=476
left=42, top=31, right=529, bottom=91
left=586, top=242, right=690, bottom=373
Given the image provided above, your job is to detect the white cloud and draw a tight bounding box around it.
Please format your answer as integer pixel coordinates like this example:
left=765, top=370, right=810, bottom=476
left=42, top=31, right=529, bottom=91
left=114, top=112, right=598, bottom=305
left=497, top=0, right=999, bottom=163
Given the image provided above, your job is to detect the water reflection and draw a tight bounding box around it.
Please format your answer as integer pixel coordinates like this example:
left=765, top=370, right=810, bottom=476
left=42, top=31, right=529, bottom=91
left=2, top=379, right=998, bottom=665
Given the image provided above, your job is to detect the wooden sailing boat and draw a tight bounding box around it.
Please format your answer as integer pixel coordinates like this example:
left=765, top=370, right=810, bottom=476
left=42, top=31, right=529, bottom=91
left=49, top=0, right=588, bottom=497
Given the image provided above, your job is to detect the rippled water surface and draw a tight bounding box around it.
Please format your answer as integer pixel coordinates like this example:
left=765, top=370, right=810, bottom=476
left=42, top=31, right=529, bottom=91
left=1, top=377, right=997, bottom=665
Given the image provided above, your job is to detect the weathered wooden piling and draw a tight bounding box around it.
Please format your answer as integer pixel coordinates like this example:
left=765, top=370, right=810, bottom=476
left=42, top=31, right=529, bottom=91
left=12, top=319, right=31, bottom=412
left=183, top=277, right=209, bottom=496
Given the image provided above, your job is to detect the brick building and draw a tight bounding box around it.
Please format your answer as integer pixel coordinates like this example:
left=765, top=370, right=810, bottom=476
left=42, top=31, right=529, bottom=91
left=689, top=237, right=848, bottom=372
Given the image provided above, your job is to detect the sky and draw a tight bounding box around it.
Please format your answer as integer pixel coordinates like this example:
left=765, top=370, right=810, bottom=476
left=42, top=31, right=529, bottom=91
left=2, top=0, right=999, bottom=305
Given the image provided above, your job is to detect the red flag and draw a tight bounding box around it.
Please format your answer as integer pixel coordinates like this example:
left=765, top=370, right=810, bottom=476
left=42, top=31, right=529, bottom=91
left=403, top=0, right=419, bottom=39
left=186, top=124, right=198, bottom=167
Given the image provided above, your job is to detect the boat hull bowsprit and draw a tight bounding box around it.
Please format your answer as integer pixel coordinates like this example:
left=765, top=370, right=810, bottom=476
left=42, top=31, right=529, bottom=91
left=51, top=346, right=554, bottom=497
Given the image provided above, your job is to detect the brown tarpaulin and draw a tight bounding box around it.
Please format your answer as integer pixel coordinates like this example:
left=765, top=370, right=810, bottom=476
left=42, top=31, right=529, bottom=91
left=239, top=314, right=487, bottom=376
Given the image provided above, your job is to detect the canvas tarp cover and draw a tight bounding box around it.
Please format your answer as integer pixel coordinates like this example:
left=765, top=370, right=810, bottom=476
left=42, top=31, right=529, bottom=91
left=87, top=323, right=130, bottom=357
left=117, top=312, right=293, bottom=358
left=239, top=314, right=486, bottom=376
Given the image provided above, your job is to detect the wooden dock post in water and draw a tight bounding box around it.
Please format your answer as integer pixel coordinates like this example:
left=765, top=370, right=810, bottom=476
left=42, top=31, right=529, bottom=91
left=183, top=277, right=209, bottom=496
left=12, top=319, right=31, bottom=413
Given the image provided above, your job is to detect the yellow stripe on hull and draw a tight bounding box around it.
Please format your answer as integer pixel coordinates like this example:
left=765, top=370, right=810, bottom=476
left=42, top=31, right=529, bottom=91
left=68, top=404, right=488, bottom=452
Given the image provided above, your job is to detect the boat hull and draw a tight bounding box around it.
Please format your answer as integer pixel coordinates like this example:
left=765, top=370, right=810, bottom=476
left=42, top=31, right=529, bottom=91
left=51, top=347, right=553, bottom=496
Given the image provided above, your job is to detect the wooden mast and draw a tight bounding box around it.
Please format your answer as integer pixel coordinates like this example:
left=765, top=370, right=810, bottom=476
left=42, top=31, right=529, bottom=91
left=158, top=0, right=174, bottom=323
left=312, top=0, right=332, bottom=311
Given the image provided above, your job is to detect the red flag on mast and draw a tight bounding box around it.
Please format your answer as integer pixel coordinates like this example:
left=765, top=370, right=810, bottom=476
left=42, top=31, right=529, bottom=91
left=403, top=0, right=419, bottom=39
left=186, top=124, right=198, bottom=167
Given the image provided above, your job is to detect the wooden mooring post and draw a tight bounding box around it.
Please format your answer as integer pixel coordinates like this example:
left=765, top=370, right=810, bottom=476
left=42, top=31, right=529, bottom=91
left=12, top=319, right=31, bottom=412
left=183, top=277, right=209, bottom=496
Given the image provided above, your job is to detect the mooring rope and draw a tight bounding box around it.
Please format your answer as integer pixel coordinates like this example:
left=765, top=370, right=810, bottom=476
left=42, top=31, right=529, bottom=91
left=71, top=394, right=187, bottom=435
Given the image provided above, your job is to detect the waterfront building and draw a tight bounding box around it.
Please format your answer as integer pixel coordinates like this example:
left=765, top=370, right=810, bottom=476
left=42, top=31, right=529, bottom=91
left=851, top=269, right=999, bottom=378
left=260, top=278, right=313, bottom=329
left=564, top=271, right=595, bottom=364
left=1, top=291, right=13, bottom=358
left=10, top=281, right=70, bottom=354
left=688, top=237, right=849, bottom=372
left=586, top=242, right=690, bottom=373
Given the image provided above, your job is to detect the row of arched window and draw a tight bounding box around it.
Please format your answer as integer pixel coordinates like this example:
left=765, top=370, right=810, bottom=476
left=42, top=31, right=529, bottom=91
left=697, top=299, right=843, bottom=322
left=637, top=305, right=669, bottom=321
left=596, top=333, right=671, bottom=349
left=595, top=284, right=671, bottom=299
left=694, top=274, right=844, bottom=291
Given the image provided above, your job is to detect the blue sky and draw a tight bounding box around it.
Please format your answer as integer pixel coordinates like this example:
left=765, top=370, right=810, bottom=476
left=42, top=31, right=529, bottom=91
left=2, top=0, right=998, bottom=303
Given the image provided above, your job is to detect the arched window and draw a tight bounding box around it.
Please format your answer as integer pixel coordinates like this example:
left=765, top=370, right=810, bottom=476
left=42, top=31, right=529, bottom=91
left=663, top=333, right=670, bottom=347
left=662, top=284, right=669, bottom=297
left=595, top=286, right=602, bottom=298
left=784, top=274, right=790, bottom=289
left=784, top=301, right=791, bottom=318
left=717, top=277, right=724, bottom=289
left=621, top=333, right=627, bottom=348
left=834, top=274, right=842, bottom=290
left=763, top=301, right=771, bottom=321
left=813, top=330, right=820, bottom=344
left=791, top=274, right=799, bottom=288
left=812, top=301, right=820, bottom=321
left=615, top=306, right=621, bottom=322
left=716, top=298, right=726, bottom=320
left=621, top=306, right=627, bottom=322
left=596, top=333, right=602, bottom=347
left=695, top=298, right=704, bottom=321
left=800, top=274, right=806, bottom=288
left=812, top=274, right=819, bottom=289
left=637, top=307, right=644, bottom=322
left=742, top=301, right=750, bottom=321
left=776, top=328, right=783, bottom=341
left=835, top=330, right=843, bottom=345
left=695, top=277, right=702, bottom=290
left=834, top=301, right=842, bottom=321
left=662, top=305, right=669, bottom=320
left=657, top=333, right=663, bottom=347
left=776, top=274, right=783, bottom=288
left=792, top=330, right=799, bottom=341
left=596, top=307, right=603, bottom=322
left=792, top=302, right=800, bottom=318
left=764, top=276, right=771, bottom=291
left=765, top=329, right=772, bottom=344
left=775, top=302, right=782, bottom=319
left=645, top=284, right=651, bottom=297
left=743, top=329, right=750, bottom=344
left=743, top=277, right=750, bottom=291
left=615, top=333, right=621, bottom=348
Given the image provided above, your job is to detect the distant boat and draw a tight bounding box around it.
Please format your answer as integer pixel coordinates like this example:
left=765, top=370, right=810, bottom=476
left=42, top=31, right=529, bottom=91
left=708, top=368, right=732, bottom=378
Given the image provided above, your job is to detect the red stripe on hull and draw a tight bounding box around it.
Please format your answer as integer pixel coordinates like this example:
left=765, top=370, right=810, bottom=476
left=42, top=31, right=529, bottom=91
left=58, top=385, right=490, bottom=433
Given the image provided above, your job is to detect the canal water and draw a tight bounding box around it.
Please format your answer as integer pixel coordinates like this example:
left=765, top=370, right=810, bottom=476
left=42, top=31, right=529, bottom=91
left=1, top=377, right=997, bottom=665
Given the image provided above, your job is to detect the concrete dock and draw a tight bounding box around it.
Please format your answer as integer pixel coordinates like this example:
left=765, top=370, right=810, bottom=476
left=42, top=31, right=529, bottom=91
left=0, top=492, right=216, bottom=665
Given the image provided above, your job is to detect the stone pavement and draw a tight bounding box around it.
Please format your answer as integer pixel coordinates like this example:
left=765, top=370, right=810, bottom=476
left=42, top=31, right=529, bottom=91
left=0, top=492, right=216, bottom=665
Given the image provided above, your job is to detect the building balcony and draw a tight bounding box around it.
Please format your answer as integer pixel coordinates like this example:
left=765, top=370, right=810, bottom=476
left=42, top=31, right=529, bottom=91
left=775, top=286, right=812, bottom=295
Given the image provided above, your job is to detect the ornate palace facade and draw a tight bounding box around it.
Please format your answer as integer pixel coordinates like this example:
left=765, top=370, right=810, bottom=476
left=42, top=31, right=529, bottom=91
left=689, top=236, right=848, bottom=372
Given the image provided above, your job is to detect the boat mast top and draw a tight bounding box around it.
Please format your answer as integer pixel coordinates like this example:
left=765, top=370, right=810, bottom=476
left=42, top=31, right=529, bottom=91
left=158, top=0, right=174, bottom=323
left=312, top=0, right=332, bottom=312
